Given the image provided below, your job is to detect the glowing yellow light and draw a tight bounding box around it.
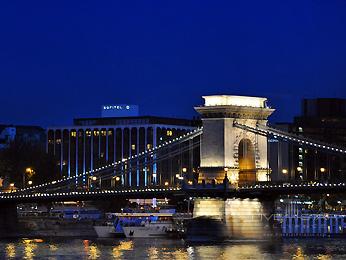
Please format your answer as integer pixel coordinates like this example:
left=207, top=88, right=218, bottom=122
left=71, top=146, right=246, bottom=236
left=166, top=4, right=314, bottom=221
left=28, top=180, right=33, bottom=185
left=91, top=176, right=97, bottom=181
left=188, top=180, right=193, bottom=185
left=115, top=176, right=120, bottom=181
left=203, top=95, right=267, bottom=108
left=164, top=181, right=169, bottom=186
left=282, top=169, right=288, bottom=174
left=5, top=243, right=16, bottom=258
left=10, top=183, right=15, bottom=187
left=182, top=167, right=187, bottom=173
left=320, top=167, right=326, bottom=173
left=175, top=174, right=180, bottom=178
left=297, top=167, right=303, bottom=172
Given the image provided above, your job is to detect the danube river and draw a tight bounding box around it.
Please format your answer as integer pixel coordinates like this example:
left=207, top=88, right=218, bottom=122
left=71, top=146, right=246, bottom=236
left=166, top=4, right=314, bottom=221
left=0, top=238, right=345, bottom=259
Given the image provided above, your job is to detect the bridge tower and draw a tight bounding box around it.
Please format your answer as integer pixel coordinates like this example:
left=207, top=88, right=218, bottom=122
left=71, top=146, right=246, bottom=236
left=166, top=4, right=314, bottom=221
left=195, top=95, right=275, bottom=186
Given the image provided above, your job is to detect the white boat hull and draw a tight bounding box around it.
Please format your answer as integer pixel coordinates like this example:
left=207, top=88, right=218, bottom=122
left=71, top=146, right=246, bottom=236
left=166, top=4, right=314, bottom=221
left=122, top=224, right=173, bottom=238
left=94, top=226, right=123, bottom=238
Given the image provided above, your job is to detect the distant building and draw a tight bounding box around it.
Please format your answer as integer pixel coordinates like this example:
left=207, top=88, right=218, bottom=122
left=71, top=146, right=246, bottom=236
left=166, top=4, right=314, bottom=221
left=292, top=98, right=346, bottom=181
left=270, top=98, right=346, bottom=182
left=47, top=113, right=200, bottom=187
left=0, top=125, right=46, bottom=150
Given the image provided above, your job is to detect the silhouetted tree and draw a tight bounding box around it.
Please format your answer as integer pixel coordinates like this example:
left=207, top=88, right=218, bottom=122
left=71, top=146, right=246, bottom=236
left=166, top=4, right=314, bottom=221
left=0, top=140, right=59, bottom=188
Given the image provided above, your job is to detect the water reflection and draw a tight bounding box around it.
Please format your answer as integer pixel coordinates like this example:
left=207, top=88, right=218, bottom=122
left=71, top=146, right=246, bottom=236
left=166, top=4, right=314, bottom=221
left=83, top=239, right=101, bottom=259
left=112, top=240, right=134, bottom=259
left=5, top=243, right=16, bottom=258
left=0, top=238, right=344, bottom=259
left=23, top=241, right=38, bottom=260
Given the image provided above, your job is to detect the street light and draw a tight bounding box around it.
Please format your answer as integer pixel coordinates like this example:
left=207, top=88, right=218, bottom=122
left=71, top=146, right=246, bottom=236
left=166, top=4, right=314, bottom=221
left=23, top=167, right=34, bottom=189
left=282, top=169, right=288, bottom=174
left=164, top=181, right=169, bottom=186
left=28, top=180, right=33, bottom=186
left=182, top=167, right=187, bottom=173
left=320, top=167, right=326, bottom=173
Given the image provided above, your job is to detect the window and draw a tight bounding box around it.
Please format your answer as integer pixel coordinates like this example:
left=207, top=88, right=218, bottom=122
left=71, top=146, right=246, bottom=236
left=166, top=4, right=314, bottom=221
left=299, top=161, right=303, bottom=166
left=131, top=144, right=136, bottom=150
left=298, top=127, right=303, bottom=133
left=299, top=155, right=303, bottom=160
left=71, top=131, right=76, bottom=137
left=167, top=130, right=173, bottom=136
left=147, top=144, right=152, bottom=149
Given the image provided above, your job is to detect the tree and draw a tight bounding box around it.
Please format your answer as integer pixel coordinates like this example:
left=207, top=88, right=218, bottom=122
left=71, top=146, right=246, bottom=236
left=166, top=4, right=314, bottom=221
left=0, top=140, right=59, bottom=188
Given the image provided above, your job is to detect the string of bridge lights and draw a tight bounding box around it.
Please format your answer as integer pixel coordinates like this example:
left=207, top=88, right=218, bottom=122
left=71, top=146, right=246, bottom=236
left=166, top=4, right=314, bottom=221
left=0, top=187, right=181, bottom=200
left=240, top=182, right=346, bottom=190
left=2, top=182, right=346, bottom=201
left=3, top=128, right=203, bottom=195
left=234, top=123, right=346, bottom=154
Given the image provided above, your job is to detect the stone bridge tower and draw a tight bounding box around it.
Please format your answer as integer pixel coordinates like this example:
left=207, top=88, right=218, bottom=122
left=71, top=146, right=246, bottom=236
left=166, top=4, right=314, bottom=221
left=195, top=95, right=275, bottom=186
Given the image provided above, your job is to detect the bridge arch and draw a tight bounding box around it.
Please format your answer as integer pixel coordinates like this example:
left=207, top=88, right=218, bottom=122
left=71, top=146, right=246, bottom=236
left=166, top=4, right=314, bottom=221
left=238, top=138, right=256, bottom=185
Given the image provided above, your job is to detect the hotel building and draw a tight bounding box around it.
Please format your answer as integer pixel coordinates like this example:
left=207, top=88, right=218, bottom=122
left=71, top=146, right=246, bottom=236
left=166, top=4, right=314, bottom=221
left=47, top=105, right=200, bottom=187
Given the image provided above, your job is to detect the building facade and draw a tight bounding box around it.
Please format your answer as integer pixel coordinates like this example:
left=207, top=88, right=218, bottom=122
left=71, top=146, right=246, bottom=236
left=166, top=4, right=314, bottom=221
left=270, top=98, right=346, bottom=182
left=47, top=116, right=200, bottom=187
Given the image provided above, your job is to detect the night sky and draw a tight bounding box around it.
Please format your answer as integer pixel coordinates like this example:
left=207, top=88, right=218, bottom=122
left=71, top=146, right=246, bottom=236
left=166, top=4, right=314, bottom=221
left=1, top=0, right=346, bottom=127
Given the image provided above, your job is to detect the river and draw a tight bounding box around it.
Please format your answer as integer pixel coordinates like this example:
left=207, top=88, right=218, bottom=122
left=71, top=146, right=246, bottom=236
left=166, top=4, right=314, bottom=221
left=0, top=237, right=345, bottom=259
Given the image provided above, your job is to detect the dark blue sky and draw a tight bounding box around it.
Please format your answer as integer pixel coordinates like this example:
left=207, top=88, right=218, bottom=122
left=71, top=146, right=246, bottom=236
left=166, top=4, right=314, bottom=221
left=1, top=0, right=346, bottom=127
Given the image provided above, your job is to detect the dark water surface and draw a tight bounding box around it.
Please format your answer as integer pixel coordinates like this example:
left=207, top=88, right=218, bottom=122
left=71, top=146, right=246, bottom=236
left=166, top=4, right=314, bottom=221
left=0, top=237, right=345, bottom=259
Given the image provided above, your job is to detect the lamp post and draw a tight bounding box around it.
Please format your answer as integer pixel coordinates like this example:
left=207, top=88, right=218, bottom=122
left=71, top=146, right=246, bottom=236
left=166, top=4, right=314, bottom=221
left=320, top=167, right=326, bottom=182
left=23, top=167, right=34, bottom=189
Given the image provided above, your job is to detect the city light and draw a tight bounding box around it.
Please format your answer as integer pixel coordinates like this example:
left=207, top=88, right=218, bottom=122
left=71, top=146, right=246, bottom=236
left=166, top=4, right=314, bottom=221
left=282, top=169, right=288, bottom=174
left=320, top=167, right=326, bottom=173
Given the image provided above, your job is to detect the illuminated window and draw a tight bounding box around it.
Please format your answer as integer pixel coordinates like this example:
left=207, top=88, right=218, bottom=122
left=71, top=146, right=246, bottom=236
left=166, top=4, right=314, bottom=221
left=100, top=152, right=104, bottom=158
left=147, top=144, right=152, bottom=149
left=131, top=144, right=136, bottom=150
left=167, top=130, right=173, bottom=136
left=108, top=130, right=113, bottom=136
left=86, top=131, right=91, bottom=137
left=71, top=131, right=76, bottom=137
left=101, top=130, right=107, bottom=136
left=298, top=147, right=303, bottom=153
left=299, top=161, right=303, bottom=166
left=298, top=127, right=303, bottom=133
left=93, top=130, right=99, bottom=136
left=55, top=139, right=62, bottom=144
left=299, top=155, right=303, bottom=160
